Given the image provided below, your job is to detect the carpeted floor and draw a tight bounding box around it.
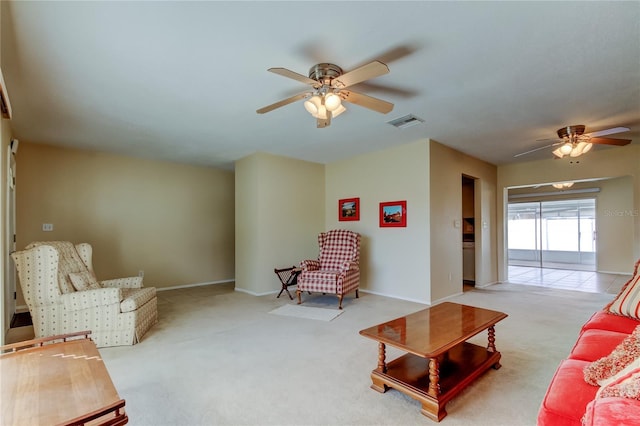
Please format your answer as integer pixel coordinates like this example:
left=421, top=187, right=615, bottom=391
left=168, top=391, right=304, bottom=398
left=93, top=282, right=613, bottom=426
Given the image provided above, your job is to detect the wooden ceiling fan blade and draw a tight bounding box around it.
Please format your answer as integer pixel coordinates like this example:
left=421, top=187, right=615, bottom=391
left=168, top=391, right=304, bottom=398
left=340, top=90, right=394, bottom=114
left=267, top=68, right=319, bottom=87
left=256, top=92, right=309, bottom=114
left=590, top=137, right=631, bottom=146
left=587, top=127, right=630, bottom=138
left=331, top=61, right=389, bottom=89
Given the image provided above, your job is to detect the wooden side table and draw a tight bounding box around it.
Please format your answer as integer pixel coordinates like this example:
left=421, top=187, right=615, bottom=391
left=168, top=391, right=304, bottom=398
left=274, top=266, right=301, bottom=300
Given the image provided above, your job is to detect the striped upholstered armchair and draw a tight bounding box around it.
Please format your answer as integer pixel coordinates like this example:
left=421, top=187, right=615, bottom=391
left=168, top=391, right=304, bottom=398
left=296, top=229, right=361, bottom=309
left=11, top=241, right=157, bottom=347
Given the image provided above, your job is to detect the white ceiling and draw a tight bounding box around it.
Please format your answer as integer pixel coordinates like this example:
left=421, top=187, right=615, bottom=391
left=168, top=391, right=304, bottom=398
left=2, top=1, right=639, bottom=170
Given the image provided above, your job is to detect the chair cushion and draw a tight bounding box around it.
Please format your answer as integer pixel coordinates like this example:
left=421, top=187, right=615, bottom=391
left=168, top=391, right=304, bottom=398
left=569, top=329, right=629, bottom=362
left=582, top=310, right=640, bottom=334
left=538, top=359, right=599, bottom=426
left=582, top=397, right=640, bottom=426
left=120, top=287, right=156, bottom=313
left=69, top=271, right=101, bottom=291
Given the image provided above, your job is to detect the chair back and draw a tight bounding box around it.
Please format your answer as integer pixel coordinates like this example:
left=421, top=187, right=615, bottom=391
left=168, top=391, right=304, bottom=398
left=26, top=241, right=91, bottom=294
left=11, top=245, right=61, bottom=309
left=318, top=230, right=360, bottom=270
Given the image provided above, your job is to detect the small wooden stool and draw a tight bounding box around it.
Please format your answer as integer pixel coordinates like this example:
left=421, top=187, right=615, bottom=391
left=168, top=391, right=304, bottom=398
left=274, top=266, right=301, bottom=300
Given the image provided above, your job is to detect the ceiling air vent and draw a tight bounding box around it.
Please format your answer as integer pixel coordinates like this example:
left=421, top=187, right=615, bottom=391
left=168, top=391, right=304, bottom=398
left=387, top=114, right=424, bottom=129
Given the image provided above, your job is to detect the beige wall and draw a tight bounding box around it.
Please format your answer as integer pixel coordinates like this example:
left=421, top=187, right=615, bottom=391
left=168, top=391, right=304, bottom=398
left=326, top=140, right=430, bottom=303
left=429, top=141, right=498, bottom=302
left=235, top=152, right=324, bottom=295
left=15, top=142, right=235, bottom=306
left=498, top=144, right=640, bottom=279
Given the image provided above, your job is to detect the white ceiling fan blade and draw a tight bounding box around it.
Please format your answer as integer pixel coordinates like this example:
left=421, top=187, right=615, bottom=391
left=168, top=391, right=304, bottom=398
left=256, top=92, right=309, bottom=114
left=340, top=90, right=394, bottom=114
left=267, top=68, right=319, bottom=87
left=587, top=127, right=629, bottom=138
left=513, top=142, right=561, bottom=158
left=331, top=61, right=389, bottom=89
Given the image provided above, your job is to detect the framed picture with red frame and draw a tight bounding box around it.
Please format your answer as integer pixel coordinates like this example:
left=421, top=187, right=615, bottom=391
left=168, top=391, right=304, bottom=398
left=338, top=197, right=360, bottom=221
left=379, top=200, right=407, bottom=227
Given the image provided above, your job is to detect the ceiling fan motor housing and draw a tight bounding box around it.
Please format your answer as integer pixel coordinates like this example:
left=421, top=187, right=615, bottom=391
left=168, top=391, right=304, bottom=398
left=557, top=125, right=586, bottom=139
left=308, top=63, right=343, bottom=85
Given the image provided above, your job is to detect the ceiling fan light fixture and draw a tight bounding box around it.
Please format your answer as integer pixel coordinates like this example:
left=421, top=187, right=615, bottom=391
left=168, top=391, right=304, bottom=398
left=324, top=92, right=341, bottom=111
left=552, top=182, right=574, bottom=189
left=582, top=142, right=593, bottom=154
left=559, top=143, right=573, bottom=155
left=332, top=104, right=346, bottom=118
left=552, top=148, right=565, bottom=158
left=314, top=104, right=328, bottom=120
left=304, top=95, right=322, bottom=115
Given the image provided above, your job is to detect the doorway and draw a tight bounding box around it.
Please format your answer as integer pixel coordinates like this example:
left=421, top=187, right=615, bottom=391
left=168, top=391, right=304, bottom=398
left=507, top=198, right=596, bottom=270
left=462, top=175, right=476, bottom=289
left=4, top=143, right=18, bottom=335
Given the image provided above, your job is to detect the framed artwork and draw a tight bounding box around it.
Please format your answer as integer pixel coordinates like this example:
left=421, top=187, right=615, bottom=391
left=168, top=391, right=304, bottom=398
left=379, top=200, right=407, bottom=227
left=339, top=197, right=360, bottom=221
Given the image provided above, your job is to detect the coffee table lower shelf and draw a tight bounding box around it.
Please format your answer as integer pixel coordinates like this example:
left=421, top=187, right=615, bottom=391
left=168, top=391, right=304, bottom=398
left=369, top=342, right=502, bottom=422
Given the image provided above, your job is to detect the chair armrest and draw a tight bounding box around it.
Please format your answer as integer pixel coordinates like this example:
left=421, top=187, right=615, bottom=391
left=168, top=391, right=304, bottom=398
left=300, top=260, right=320, bottom=271
left=343, top=261, right=360, bottom=272
left=100, top=276, right=143, bottom=289
left=60, top=288, right=122, bottom=311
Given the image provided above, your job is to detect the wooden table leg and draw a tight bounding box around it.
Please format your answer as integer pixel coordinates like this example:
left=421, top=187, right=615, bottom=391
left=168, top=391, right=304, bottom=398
left=370, top=342, right=388, bottom=393
left=487, top=326, right=502, bottom=369
left=428, top=357, right=441, bottom=397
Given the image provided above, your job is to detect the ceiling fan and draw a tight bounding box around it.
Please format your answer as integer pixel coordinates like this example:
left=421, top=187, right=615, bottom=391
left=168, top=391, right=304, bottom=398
left=256, top=61, right=394, bottom=128
left=514, top=125, right=631, bottom=159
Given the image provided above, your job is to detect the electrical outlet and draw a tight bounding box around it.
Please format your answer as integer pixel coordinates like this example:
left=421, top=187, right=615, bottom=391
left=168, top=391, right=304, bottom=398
left=42, top=223, right=53, bottom=231
left=138, top=270, right=144, bottom=278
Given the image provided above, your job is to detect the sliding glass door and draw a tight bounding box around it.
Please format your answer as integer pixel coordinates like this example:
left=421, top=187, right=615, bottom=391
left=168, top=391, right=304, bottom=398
left=507, top=198, right=596, bottom=270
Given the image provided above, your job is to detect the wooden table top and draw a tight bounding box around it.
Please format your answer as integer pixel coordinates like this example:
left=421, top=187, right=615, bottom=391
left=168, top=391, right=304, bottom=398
left=1, top=337, right=123, bottom=426
left=359, top=302, right=508, bottom=358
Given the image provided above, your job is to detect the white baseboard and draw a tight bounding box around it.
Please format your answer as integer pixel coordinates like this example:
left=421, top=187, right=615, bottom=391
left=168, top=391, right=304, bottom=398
left=359, top=289, right=429, bottom=306
left=597, top=270, right=632, bottom=276
left=156, top=279, right=235, bottom=292
left=234, top=287, right=278, bottom=297
left=430, top=291, right=464, bottom=305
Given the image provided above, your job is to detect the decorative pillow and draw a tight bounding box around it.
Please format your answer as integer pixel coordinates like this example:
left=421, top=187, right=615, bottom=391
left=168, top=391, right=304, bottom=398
left=598, top=367, right=640, bottom=400
left=69, top=271, right=101, bottom=291
left=597, top=356, right=640, bottom=389
left=584, top=325, right=640, bottom=386
left=607, top=259, right=640, bottom=318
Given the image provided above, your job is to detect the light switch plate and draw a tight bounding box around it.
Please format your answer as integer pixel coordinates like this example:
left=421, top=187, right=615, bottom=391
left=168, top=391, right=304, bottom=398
left=42, top=223, right=53, bottom=231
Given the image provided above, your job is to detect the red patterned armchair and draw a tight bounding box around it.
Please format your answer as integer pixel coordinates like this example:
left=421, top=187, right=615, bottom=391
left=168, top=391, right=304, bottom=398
left=296, top=229, right=361, bottom=309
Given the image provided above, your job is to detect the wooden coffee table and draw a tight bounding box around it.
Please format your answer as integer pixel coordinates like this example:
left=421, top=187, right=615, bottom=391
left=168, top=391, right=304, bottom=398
left=359, top=302, right=508, bottom=422
left=1, top=331, right=127, bottom=425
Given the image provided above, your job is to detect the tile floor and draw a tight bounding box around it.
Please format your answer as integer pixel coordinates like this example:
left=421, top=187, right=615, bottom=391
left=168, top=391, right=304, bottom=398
left=507, top=265, right=630, bottom=295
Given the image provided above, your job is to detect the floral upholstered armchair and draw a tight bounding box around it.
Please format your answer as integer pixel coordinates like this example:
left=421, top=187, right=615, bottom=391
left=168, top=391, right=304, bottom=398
left=296, top=229, right=361, bottom=309
left=11, top=241, right=157, bottom=347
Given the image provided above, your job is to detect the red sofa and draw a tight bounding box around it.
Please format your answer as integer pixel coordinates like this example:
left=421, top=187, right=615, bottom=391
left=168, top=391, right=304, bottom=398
left=537, top=310, right=640, bottom=425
